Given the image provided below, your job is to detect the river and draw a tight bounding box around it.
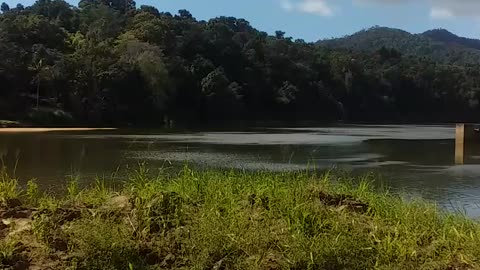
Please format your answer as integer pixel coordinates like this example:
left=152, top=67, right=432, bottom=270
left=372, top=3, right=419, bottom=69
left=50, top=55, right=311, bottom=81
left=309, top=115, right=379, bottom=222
left=1, top=125, right=480, bottom=216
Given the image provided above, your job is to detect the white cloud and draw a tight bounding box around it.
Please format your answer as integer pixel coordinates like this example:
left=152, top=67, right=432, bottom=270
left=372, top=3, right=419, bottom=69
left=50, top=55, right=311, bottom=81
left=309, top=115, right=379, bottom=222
left=353, top=0, right=411, bottom=5
left=281, top=0, right=335, bottom=16
left=353, top=0, right=480, bottom=19
left=430, top=0, right=480, bottom=19
left=430, top=7, right=453, bottom=20
left=297, top=0, right=334, bottom=16
left=280, top=0, right=294, bottom=11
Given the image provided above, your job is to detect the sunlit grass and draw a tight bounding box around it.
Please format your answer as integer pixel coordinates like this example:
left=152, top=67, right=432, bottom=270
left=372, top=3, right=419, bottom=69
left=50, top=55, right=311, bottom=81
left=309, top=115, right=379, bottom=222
left=0, top=167, right=21, bottom=207
left=0, top=166, right=479, bottom=269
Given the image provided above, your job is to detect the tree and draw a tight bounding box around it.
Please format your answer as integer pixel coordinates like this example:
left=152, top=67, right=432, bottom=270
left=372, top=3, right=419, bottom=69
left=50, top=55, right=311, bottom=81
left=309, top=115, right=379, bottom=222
left=29, top=46, right=56, bottom=109
left=80, top=0, right=135, bottom=13
left=0, top=14, right=67, bottom=50
left=276, top=81, right=298, bottom=105
left=275, top=30, right=285, bottom=39
left=201, top=68, right=243, bottom=118
left=1, top=2, right=9, bottom=13
left=68, top=29, right=116, bottom=119
left=126, top=11, right=167, bottom=45
left=116, top=35, right=171, bottom=111
left=30, top=0, right=76, bottom=31
left=177, top=9, right=192, bottom=19
left=78, top=3, right=123, bottom=37
left=139, top=5, right=159, bottom=16
left=30, top=59, right=45, bottom=109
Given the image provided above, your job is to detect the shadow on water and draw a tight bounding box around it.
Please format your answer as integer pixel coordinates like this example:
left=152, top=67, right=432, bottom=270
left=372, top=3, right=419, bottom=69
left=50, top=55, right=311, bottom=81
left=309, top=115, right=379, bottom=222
left=0, top=132, right=129, bottom=187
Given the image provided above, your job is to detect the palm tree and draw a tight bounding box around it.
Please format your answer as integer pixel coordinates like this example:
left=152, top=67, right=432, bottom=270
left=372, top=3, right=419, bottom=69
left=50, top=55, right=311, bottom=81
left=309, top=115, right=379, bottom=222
left=29, top=59, right=49, bottom=110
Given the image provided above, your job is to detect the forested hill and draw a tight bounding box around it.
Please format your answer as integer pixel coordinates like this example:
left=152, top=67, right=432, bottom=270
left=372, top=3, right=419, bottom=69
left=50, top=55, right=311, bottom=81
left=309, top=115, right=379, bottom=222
left=422, top=29, right=480, bottom=51
left=318, top=26, right=480, bottom=65
left=1, top=2, right=480, bottom=127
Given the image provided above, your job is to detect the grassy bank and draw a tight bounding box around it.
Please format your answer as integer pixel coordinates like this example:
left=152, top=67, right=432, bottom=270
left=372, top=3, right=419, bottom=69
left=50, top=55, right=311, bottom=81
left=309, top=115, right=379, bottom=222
left=0, top=167, right=479, bottom=269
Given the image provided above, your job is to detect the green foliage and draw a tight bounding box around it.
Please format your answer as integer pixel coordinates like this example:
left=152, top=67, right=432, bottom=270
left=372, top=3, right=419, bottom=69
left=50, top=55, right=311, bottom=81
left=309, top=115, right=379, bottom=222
left=37, top=194, right=61, bottom=211
left=1, top=2, right=480, bottom=124
left=319, top=26, right=480, bottom=65
left=0, top=239, right=16, bottom=260
left=67, top=176, right=80, bottom=200
left=29, top=0, right=76, bottom=31
left=26, top=179, right=40, bottom=204
left=0, top=169, right=20, bottom=206
left=115, top=34, right=171, bottom=112
left=0, top=2, right=9, bottom=13
left=276, top=81, right=299, bottom=105
left=65, top=217, right=143, bottom=270
left=126, top=163, right=151, bottom=193
left=32, top=212, right=63, bottom=247
left=73, top=177, right=112, bottom=207
left=0, top=239, right=21, bottom=268
left=1, top=167, right=479, bottom=269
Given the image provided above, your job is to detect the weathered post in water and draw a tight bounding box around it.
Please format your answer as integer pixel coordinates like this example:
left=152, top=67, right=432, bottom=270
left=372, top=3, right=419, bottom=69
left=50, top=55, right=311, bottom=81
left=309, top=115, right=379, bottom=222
left=455, top=124, right=476, bottom=165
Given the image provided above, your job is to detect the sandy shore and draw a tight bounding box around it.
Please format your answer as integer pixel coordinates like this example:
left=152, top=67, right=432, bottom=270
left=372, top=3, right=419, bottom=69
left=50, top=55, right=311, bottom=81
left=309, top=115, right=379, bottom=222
left=0, top=128, right=117, bottom=133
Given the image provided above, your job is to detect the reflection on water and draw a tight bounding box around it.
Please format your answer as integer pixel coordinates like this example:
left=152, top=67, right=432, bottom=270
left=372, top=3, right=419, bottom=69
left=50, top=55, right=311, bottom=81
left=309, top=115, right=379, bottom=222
left=2, top=125, right=480, bottom=216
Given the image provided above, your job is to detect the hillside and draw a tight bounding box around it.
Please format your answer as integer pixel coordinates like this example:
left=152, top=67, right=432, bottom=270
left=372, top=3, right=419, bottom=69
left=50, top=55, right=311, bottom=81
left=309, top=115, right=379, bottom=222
left=318, top=27, right=480, bottom=65
left=2, top=1, right=480, bottom=125
left=423, top=29, right=480, bottom=51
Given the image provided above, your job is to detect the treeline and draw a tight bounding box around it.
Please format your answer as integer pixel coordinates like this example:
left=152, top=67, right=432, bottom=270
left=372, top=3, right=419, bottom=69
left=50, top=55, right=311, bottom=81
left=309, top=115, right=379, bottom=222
left=0, top=0, right=480, bottom=126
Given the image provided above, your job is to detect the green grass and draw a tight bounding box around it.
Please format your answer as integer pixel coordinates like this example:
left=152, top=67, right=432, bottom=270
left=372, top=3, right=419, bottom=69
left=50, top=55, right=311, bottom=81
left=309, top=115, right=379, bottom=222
left=0, top=167, right=21, bottom=201
left=0, top=166, right=479, bottom=269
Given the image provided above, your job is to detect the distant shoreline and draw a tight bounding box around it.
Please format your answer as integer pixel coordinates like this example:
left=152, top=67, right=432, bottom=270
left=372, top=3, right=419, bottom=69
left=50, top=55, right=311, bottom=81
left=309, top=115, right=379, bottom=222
left=0, top=128, right=117, bottom=133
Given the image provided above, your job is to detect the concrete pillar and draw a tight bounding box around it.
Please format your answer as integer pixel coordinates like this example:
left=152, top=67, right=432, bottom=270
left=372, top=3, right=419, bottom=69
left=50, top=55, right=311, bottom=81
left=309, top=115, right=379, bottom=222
left=455, top=124, right=465, bottom=165
left=455, top=124, right=476, bottom=165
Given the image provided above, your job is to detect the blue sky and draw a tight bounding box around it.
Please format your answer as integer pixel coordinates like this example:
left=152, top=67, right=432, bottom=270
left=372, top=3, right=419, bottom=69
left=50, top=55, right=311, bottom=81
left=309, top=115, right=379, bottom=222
left=5, top=0, right=480, bottom=41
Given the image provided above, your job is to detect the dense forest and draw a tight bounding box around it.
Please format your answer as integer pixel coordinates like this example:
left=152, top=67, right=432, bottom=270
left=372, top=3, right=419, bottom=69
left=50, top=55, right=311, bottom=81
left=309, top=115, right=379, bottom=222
left=319, top=26, right=480, bottom=65
left=1, top=1, right=480, bottom=126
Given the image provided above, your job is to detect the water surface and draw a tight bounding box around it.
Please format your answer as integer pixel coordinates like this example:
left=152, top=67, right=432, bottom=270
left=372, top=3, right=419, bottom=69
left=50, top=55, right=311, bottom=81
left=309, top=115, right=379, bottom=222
left=2, top=125, right=480, bottom=216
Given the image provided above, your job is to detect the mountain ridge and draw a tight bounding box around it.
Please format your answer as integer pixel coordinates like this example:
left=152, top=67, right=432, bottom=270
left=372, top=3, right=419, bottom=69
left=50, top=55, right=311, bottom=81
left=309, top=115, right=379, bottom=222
left=317, top=26, right=480, bottom=65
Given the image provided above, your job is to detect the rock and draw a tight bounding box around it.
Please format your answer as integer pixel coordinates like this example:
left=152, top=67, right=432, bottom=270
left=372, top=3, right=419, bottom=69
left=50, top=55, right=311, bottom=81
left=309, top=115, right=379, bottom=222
left=8, top=218, right=32, bottom=237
